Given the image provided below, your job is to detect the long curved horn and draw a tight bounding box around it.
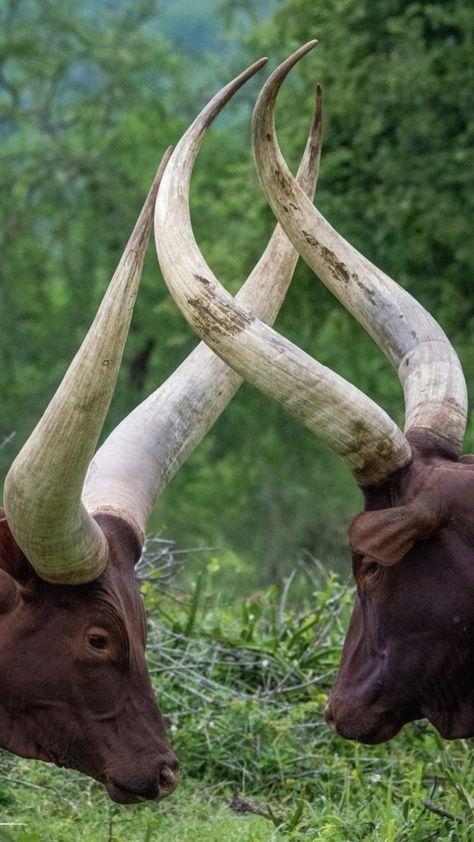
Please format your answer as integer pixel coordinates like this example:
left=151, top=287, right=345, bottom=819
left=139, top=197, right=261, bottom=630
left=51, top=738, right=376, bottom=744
left=3, top=150, right=172, bottom=585
left=252, top=42, right=468, bottom=457
left=154, top=53, right=412, bottom=486
left=83, top=63, right=322, bottom=538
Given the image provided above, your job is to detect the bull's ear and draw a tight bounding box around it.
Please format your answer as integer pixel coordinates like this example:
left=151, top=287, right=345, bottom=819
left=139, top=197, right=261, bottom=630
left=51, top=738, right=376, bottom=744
left=348, top=494, right=445, bottom=566
left=0, top=513, right=36, bottom=585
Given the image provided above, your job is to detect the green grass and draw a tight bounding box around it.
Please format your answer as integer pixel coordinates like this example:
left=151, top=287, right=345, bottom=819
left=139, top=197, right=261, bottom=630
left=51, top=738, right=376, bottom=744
left=0, top=768, right=272, bottom=841
left=0, top=747, right=472, bottom=841
left=0, top=552, right=472, bottom=841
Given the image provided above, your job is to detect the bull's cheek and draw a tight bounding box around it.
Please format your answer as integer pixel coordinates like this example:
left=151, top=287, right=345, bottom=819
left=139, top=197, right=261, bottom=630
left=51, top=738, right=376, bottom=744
left=424, top=703, right=474, bottom=740
left=24, top=706, right=105, bottom=781
left=1, top=716, right=51, bottom=764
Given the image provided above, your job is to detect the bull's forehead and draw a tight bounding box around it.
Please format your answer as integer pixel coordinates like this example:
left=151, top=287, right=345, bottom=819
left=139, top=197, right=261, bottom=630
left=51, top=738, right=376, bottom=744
left=14, top=557, right=147, bottom=658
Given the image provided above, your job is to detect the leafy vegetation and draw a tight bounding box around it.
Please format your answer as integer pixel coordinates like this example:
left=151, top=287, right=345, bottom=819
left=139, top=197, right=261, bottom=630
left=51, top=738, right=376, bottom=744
left=0, top=553, right=473, bottom=840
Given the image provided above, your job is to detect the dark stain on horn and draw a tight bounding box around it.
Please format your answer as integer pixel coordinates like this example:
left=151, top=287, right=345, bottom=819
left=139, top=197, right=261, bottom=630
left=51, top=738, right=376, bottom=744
left=325, top=254, right=350, bottom=286
left=304, top=234, right=352, bottom=285
left=187, top=291, right=253, bottom=339
left=194, top=274, right=213, bottom=287
left=355, top=279, right=376, bottom=305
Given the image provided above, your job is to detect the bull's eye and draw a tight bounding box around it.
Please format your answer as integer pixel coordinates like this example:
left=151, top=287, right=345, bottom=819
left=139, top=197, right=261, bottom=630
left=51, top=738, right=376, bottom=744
left=87, top=633, right=108, bottom=650
left=361, top=560, right=381, bottom=582
left=355, top=557, right=383, bottom=588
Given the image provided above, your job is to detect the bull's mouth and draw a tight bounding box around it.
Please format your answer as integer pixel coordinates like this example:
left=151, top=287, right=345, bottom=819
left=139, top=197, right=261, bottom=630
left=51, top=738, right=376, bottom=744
left=338, top=718, right=404, bottom=745
left=325, top=702, right=419, bottom=744
left=106, top=781, right=147, bottom=805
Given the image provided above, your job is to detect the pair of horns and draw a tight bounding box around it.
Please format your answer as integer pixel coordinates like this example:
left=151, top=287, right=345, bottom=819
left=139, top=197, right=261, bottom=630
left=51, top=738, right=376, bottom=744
left=3, top=54, right=322, bottom=585
left=155, top=42, right=467, bottom=482
left=4, top=42, right=466, bottom=585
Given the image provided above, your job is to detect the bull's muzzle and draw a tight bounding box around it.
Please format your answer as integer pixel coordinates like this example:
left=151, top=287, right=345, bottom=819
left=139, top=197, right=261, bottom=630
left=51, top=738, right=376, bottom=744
left=105, top=755, right=180, bottom=804
left=324, top=696, right=406, bottom=745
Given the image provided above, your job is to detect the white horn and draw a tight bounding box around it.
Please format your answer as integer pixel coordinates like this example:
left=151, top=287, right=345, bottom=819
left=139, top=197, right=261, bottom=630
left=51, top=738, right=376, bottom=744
left=252, top=42, right=468, bottom=456
left=3, top=150, right=172, bottom=584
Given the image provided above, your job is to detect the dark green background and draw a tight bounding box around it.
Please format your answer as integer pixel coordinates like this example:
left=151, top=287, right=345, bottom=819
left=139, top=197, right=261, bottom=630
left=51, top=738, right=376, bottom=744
left=1, top=0, right=472, bottom=588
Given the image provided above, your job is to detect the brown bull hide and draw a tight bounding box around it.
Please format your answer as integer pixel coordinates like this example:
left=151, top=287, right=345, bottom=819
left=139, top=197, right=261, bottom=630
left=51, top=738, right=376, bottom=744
left=325, top=431, right=474, bottom=743
left=0, top=512, right=178, bottom=804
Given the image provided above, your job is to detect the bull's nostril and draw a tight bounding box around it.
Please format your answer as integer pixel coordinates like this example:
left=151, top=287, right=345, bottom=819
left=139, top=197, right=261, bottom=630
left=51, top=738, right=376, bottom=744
left=159, top=764, right=179, bottom=797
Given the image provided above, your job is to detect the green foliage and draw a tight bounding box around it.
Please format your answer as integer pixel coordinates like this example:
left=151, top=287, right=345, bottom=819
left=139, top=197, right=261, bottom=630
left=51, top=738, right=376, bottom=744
left=0, top=0, right=187, bottom=464
left=0, top=561, right=473, bottom=839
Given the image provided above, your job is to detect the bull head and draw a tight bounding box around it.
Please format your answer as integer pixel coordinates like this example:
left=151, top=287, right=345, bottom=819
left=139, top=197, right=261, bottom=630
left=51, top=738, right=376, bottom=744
left=155, top=42, right=474, bottom=744
left=0, top=56, right=323, bottom=801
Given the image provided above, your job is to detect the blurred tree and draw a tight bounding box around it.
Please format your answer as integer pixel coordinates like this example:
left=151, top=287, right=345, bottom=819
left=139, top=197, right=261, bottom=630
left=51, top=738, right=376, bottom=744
left=0, top=0, right=188, bottom=472
left=1, top=0, right=472, bottom=588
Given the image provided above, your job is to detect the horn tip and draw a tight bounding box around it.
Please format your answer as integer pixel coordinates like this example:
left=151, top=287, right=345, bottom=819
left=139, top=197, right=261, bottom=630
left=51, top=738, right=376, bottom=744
left=295, top=39, right=319, bottom=59
left=252, top=57, right=269, bottom=73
